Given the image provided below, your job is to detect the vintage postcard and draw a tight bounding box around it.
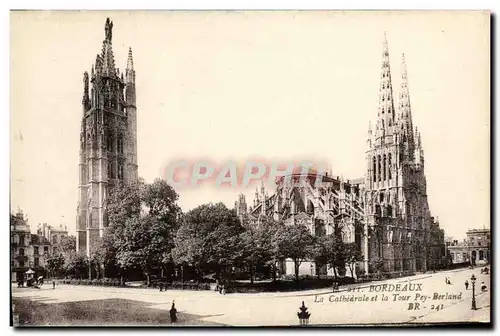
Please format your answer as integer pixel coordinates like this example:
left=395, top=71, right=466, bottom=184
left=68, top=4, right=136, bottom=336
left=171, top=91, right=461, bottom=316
left=10, top=10, right=491, bottom=327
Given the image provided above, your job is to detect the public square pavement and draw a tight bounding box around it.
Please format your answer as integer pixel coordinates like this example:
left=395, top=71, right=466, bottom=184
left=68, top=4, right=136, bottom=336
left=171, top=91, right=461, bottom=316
left=11, top=267, right=490, bottom=326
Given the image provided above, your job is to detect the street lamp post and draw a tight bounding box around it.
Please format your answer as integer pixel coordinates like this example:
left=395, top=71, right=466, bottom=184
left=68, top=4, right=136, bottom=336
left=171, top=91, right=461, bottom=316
left=297, top=301, right=311, bottom=326
left=471, top=274, right=477, bottom=310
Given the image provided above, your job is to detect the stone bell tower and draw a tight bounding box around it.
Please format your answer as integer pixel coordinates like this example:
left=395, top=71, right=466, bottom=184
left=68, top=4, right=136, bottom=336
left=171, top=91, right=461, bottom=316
left=76, top=18, right=138, bottom=256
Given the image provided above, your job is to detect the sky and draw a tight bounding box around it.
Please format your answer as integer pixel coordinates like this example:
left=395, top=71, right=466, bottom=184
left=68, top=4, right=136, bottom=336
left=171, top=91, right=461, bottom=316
left=10, top=11, right=490, bottom=239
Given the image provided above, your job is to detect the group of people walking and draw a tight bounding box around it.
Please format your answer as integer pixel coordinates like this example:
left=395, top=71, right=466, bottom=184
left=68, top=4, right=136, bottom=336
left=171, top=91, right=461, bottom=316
left=463, top=279, right=488, bottom=292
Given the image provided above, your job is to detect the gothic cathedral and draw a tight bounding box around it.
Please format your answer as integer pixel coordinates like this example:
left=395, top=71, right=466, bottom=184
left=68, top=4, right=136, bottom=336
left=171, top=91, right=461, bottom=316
left=363, top=34, right=432, bottom=273
left=236, top=34, right=443, bottom=277
left=76, top=18, right=138, bottom=256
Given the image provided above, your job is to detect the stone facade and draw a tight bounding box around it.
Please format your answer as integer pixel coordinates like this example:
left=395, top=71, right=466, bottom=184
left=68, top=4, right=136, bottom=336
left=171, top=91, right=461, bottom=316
left=76, top=18, right=138, bottom=256
left=237, top=175, right=365, bottom=277
left=10, top=211, right=54, bottom=281
left=447, top=229, right=490, bottom=266
left=38, top=223, right=69, bottom=256
left=235, top=35, right=446, bottom=277
left=363, top=36, right=437, bottom=274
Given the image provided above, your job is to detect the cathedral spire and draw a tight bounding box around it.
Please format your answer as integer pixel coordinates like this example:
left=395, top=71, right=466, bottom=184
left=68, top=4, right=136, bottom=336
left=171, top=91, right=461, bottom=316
left=398, top=53, right=415, bottom=148
left=375, top=32, right=396, bottom=136
left=399, top=54, right=413, bottom=123
left=415, top=127, right=422, bottom=148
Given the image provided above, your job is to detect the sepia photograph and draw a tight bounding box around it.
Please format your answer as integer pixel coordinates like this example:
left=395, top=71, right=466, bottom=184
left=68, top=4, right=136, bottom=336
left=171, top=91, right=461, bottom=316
left=9, top=10, right=491, bottom=327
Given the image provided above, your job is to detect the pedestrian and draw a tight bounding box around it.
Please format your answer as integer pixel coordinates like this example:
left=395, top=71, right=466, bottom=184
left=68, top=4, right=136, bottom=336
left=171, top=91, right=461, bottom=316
left=332, top=281, right=338, bottom=293
left=465, top=280, right=469, bottom=290
left=219, top=281, right=224, bottom=295
left=169, top=301, right=177, bottom=324
left=159, top=282, right=163, bottom=292
left=52, top=280, right=56, bottom=290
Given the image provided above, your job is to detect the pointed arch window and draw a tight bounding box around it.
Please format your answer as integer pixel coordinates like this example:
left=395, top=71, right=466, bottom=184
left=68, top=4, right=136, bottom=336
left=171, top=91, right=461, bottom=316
left=106, top=132, right=114, bottom=152
left=117, top=134, right=124, bottom=154
left=377, top=155, right=382, bottom=182
left=388, top=153, right=392, bottom=180
left=372, top=157, right=377, bottom=182
left=118, top=163, right=124, bottom=180
left=383, top=154, right=387, bottom=181
left=108, top=161, right=115, bottom=179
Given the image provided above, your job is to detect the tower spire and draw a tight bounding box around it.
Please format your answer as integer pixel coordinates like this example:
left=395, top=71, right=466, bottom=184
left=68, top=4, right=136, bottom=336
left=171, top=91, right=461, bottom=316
left=101, top=18, right=116, bottom=77
left=127, top=47, right=134, bottom=70
left=398, top=53, right=415, bottom=150
left=126, top=47, right=135, bottom=84
left=375, top=32, right=396, bottom=137
left=125, top=46, right=136, bottom=106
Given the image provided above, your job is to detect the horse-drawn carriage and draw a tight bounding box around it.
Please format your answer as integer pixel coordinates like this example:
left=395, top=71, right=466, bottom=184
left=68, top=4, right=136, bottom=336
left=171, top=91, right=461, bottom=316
left=16, top=269, right=43, bottom=288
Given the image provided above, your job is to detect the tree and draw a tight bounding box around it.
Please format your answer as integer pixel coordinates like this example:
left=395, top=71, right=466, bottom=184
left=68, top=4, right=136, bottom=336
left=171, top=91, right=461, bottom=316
left=240, top=227, right=263, bottom=284
left=45, top=254, right=65, bottom=278
left=143, top=179, right=182, bottom=227
left=65, top=252, right=88, bottom=279
left=240, top=218, right=283, bottom=283
left=106, top=179, right=143, bottom=227
left=114, top=215, right=172, bottom=285
left=105, top=178, right=181, bottom=284
left=142, top=179, right=182, bottom=274
left=59, top=235, right=76, bottom=255
left=370, top=258, right=385, bottom=276
left=88, top=237, right=109, bottom=279
left=273, top=224, right=314, bottom=283
left=312, top=231, right=349, bottom=279
left=344, top=242, right=363, bottom=278
left=172, top=202, right=244, bottom=280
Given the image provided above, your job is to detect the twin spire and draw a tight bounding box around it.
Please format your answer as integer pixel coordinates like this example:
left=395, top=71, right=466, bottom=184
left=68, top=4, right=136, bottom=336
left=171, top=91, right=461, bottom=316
left=374, top=32, right=416, bottom=145
left=371, top=32, right=424, bottom=165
